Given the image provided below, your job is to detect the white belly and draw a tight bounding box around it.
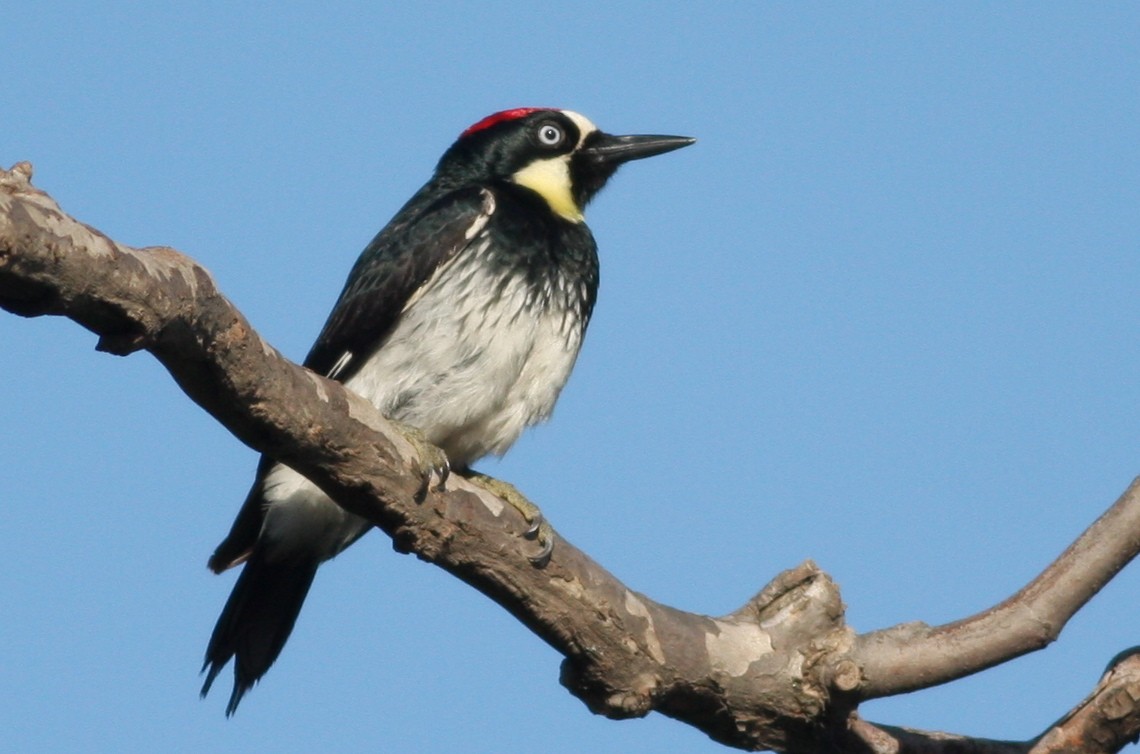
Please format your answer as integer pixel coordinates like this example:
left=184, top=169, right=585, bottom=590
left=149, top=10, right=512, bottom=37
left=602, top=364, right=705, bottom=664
left=261, top=242, right=586, bottom=559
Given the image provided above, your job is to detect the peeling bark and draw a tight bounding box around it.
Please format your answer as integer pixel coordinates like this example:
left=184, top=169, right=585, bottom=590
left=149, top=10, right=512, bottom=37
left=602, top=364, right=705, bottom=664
left=4, top=162, right=1140, bottom=752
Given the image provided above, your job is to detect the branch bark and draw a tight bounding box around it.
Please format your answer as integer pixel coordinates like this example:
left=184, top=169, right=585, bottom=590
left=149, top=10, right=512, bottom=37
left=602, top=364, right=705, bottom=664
left=3, top=162, right=1140, bottom=752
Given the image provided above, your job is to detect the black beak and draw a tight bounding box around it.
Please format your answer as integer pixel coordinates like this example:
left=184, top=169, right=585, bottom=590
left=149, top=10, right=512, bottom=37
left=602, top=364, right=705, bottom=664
left=581, top=133, right=696, bottom=165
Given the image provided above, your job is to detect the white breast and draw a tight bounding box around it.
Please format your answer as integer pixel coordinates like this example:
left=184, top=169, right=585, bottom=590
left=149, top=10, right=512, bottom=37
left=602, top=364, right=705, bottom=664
left=345, top=232, right=585, bottom=466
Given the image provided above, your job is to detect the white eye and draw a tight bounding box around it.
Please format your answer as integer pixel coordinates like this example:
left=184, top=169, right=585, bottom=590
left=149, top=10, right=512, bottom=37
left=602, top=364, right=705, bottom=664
left=536, top=122, right=564, bottom=147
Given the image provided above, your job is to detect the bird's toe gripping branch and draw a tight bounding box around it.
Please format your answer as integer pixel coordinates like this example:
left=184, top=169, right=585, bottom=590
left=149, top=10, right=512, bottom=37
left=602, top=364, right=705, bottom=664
left=462, top=471, right=554, bottom=566
left=389, top=419, right=451, bottom=501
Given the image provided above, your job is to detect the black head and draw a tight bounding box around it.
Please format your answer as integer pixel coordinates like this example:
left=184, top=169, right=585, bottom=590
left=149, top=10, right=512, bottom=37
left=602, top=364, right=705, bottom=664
left=434, top=108, right=695, bottom=222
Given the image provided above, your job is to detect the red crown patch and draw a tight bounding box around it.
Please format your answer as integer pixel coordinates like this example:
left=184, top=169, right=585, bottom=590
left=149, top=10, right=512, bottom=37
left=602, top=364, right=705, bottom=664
left=460, top=108, right=553, bottom=138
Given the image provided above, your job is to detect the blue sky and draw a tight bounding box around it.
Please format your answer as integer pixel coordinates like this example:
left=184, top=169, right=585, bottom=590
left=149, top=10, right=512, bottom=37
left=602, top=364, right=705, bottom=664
left=3, top=3, right=1140, bottom=752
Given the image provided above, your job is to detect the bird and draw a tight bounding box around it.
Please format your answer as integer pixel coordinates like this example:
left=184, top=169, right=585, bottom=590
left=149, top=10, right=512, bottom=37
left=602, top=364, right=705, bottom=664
left=200, top=107, right=694, bottom=715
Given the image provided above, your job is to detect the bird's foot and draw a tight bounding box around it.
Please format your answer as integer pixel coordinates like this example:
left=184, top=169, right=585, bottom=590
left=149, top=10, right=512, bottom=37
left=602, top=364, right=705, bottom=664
left=389, top=419, right=450, bottom=501
left=462, top=471, right=554, bottom=566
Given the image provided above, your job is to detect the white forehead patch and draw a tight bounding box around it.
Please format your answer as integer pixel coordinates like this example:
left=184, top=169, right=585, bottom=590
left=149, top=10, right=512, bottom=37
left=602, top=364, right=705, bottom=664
left=559, top=110, right=598, bottom=147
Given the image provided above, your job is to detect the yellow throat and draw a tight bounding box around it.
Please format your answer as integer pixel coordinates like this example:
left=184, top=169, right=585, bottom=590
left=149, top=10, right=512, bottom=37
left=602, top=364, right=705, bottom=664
left=510, top=156, right=583, bottom=223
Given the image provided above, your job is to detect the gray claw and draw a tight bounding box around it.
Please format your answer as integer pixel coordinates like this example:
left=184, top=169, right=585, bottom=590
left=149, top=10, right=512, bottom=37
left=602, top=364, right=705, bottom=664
left=523, top=512, right=544, bottom=540
left=414, top=472, right=431, bottom=503
left=435, top=457, right=451, bottom=491
left=528, top=536, right=554, bottom=567
left=415, top=458, right=450, bottom=502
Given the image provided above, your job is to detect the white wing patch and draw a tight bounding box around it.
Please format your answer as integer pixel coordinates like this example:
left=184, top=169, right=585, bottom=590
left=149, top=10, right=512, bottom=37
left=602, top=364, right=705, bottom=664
left=326, top=351, right=353, bottom=380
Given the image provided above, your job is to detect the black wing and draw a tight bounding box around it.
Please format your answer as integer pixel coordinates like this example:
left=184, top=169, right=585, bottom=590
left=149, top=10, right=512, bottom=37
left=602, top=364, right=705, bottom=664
left=303, top=184, right=495, bottom=382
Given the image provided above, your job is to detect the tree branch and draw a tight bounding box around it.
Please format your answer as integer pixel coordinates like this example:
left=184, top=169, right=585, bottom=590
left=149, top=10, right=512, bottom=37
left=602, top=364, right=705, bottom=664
left=849, top=479, right=1140, bottom=699
left=3, top=162, right=1140, bottom=752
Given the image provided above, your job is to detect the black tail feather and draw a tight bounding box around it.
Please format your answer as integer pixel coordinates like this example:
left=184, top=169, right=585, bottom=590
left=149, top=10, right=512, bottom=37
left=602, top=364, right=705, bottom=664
left=201, top=550, right=319, bottom=716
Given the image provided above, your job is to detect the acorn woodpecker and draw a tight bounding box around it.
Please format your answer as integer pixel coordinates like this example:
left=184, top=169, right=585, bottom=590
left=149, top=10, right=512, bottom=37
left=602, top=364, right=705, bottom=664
left=200, top=108, right=694, bottom=714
